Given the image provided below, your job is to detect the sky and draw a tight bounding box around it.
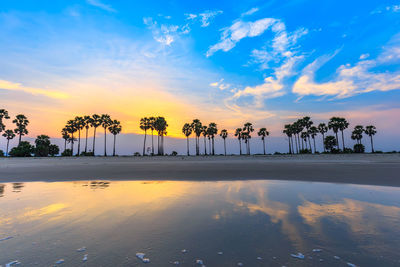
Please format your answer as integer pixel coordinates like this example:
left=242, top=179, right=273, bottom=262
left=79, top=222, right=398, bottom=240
left=1, top=0, right=400, bottom=154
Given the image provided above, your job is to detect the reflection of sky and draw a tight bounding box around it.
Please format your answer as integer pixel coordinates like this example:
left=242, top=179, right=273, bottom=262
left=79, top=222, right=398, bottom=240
left=0, top=180, right=399, bottom=266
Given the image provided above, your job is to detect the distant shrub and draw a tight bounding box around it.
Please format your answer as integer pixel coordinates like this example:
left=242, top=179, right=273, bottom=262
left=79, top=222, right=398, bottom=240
left=274, top=152, right=282, bottom=155
left=0, top=150, right=4, bottom=157
left=324, top=135, right=337, bottom=153
left=80, top=151, right=94, bottom=156
left=343, top=148, right=353, bottom=153
left=49, top=144, right=60, bottom=156
left=300, top=149, right=311, bottom=154
left=133, top=152, right=141, bottom=156
left=353, top=144, right=365, bottom=153
left=61, top=149, right=73, bottom=157
left=171, top=151, right=178, bottom=156
left=374, top=150, right=383, bottom=154
left=9, top=141, right=34, bottom=157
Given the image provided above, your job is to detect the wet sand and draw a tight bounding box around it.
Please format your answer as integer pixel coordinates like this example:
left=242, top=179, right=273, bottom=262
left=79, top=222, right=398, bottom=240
left=0, top=154, right=399, bottom=186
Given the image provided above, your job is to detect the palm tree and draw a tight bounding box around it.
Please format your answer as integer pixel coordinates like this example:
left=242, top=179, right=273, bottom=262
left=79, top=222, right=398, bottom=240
left=364, top=125, right=377, bottom=153
left=243, top=122, right=254, bottom=155
left=90, top=114, right=102, bottom=155
left=301, top=132, right=309, bottom=151
left=351, top=125, right=364, bottom=145
left=191, top=119, right=203, bottom=156
left=108, top=120, right=122, bottom=156
left=202, top=125, right=208, bottom=155
left=149, top=116, right=156, bottom=155
left=154, top=117, right=168, bottom=155
left=338, top=117, right=349, bottom=150
left=328, top=117, right=341, bottom=150
left=208, top=122, right=218, bottom=155
left=283, top=124, right=293, bottom=154
left=12, top=114, right=29, bottom=145
left=74, top=116, right=85, bottom=156
left=317, top=123, right=328, bottom=152
left=2, top=129, right=15, bottom=156
left=293, top=120, right=302, bottom=153
left=234, top=128, right=243, bottom=155
left=0, top=110, right=10, bottom=148
left=302, top=116, right=313, bottom=150
left=61, top=127, right=70, bottom=153
left=308, top=126, right=318, bottom=153
left=101, top=114, right=112, bottom=156
left=83, top=115, right=92, bottom=154
left=140, top=117, right=151, bottom=156
left=182, top=123, right=192, bottom=156
left=220, top=129, right=228, bottom=156
left=257, top=128, right=269, bottom=155
left=65, top=120, right=77, bottom=155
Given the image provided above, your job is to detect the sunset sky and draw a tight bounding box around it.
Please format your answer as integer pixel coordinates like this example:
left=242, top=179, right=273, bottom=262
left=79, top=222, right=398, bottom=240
left=1, top=0, right=400, bottom=153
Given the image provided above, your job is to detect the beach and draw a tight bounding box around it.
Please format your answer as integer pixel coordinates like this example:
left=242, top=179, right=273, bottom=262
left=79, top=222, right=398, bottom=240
left=1, top=154, right=399, bottom=186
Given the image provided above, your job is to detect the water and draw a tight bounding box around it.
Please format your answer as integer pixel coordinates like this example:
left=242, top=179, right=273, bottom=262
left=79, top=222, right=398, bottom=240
left=0, top=180, right=400, bottom=266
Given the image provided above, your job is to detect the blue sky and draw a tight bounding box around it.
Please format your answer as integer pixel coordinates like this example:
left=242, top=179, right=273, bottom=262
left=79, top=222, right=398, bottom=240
left=0, top=0, right=400, bottom=152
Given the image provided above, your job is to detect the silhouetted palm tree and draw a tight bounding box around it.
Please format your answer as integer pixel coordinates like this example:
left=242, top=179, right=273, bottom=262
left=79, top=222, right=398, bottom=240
left=2, top=129, right=15, bottom=156
left=61, top=127, right=69, bottom=152
left=148, top=116, right=156, bottom=155
left=202, top=125, right=208, bottom=155
left=101, top=114, right=112, bottom=156
left=243, top=122, right=254, bottom=155
left=66, top=120, right=77, bottom=155
left=90, top=114, right=102, bottom=155
left=234, top=128, right=243, bottom=155
left=155, top=117, right=168, bottom=155
left=74, top=116, right=85, bottom=156
left=182, top=123, right=192, bottom=156
left=293, top=120, right=302, bottom=153
left=257, top=128, right=269, bottom=155
left=140, top=117, right=151, bottom=156
left=83, top=115, right=92, bottom=153
left=13, top=114, right=29, bottom=145
left=208, top=122, right=218, bottom=155
left=324, top=135, right=337, bottom=152
left=0, top=110, right=10, bottom=148
left=220, top=129, right=228, bottom=156
left=301, top=132, right=309, bottom=151
left=308, top=126, right=318, bottom=153
left=351, top=125, right=364, bottom=145
left=328, top=117, right=341, bottom=149
left=364, top=125, right=377, bottom=153
left=317, top=123, right=328, bottom=153
left=338, top=118, right=349, bottom=150
left=108, top=120, right=122, bottom=156
left=283, top=124, right=293, bottom=154
left=191, top=119, right=202, bottom=156
left=302, top=116, right=313, bottom=150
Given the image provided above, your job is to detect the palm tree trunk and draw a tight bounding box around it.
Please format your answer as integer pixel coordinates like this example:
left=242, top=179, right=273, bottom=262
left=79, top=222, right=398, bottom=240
left=113, top=134, right=116, bottom=156
left=341, top=130, right=345, bottom=150
left=204, top=136, right=207, bottom=155
left=187, top=137, right=190, bottom=156
left=290, top=137, right=294, bottom=154
left=294, top=134, right=298, bottom=154
left=239, top=139, right=242, bottom=155
left=313, top=138, right=316, bottom=153
left=93, top=127, right=97, bottom=155
left=85, top=128, right=88, bottom=153
left=157, top=135, right=160, bottom=155
left=370, top=136, right=374, bottom=153
left=104, top=128, right=107, bottom=157
left=6, top=139, right=9, bottom=156
left=64, top=139, right=67, bottom=152
left=308, top=137, right=312, bottom=153
left=297, top=134, right=301, bottom=153
left=288, top=137, right=291, bottom=154
left=77, top=130, right=81, bottom=156
left=143, top=130, right=147, bottom=156
left=263, top=138, right=266, bottom=155
left=335, top=132, right=339, bottom=149
left=224, top=139, right=226, bottom=156
left=248, top=140, right=251, bottom=155
left=212, top=137, right=215, bottom=155
left=151, top=129, right=154, bottom=155
left=322, top=133, right=326, bottom=152
left=71, top=133, right=74, bottom=156
left=18, top=133, right=22, bottom=145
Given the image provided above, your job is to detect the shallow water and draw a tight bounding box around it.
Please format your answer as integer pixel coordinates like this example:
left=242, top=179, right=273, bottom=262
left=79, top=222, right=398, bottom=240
left=0, top=180, right=400, bottom=266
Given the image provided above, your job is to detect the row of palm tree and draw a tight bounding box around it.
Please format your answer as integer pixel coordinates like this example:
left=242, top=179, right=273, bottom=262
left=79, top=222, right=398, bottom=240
left=62, top=114, right=122, bottom=156
left=139, top=116, right=168, bottom=155
left=282, top=116, right=377, bottom=154
left=351, top=125, right=377, bottom=152
left=1, top=109, right=30, bottom=156
left=182, top=119, right=220, bottom=156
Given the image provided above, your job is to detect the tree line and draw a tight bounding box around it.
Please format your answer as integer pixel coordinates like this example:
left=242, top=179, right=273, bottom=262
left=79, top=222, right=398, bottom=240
left=1, top=108, right=379, bottom=157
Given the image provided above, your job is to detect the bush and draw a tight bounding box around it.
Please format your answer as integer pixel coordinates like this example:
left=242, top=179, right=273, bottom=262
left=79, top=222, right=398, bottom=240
left=353, top=144, right=365, bottom=153
left=133, top=152, right=141, bottom=156
left=324, top=135, right=337, bottom=153
left=0, top=150, right=4, bottom=157
left=9, top=141, right=34, bottom=157
left=80, top=151, right=94, bottom=156
left=300, top=149, right=311, bottom=154
left=49, top=144, right=60, bottom=156
left=61, top=149, right=73, bottom=156
left=374, top=150, right=383, bottom=154
left=343, top=148, right=353, bottom=153
left=171, top=151, right=178, bottom=156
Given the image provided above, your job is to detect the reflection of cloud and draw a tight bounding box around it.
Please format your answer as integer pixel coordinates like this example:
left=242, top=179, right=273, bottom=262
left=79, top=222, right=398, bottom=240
left=23, top=203, right=69, bottom=220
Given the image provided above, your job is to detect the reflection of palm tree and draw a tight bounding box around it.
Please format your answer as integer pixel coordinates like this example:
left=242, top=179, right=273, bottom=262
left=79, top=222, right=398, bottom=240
left=234, top=128, right=243, bottom=155
left=90, top=114, right=102, bottom=155
left=108, top=120, right=122, bottom=156
left=0, top=184, right=5, bottom=197
left=220, top=129, right=228, bottom=156
left=364, top=125, right=377, bottom=153
left=101, top=114, right=112, bottom=156
left=182, top=123, right=192, bottom=156
left=2, top=129, right=15, bottom=156
left=257, top=128, right=269, bottom=155
left=317, top=123, right=328, bottom=153
left=12, top=182, right=24, bottom=192
left=13, top=114, right=29, bottom=145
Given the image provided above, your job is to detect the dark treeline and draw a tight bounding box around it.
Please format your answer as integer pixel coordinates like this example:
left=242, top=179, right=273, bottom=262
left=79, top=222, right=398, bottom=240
left=0, top=108, right=381, bottom=157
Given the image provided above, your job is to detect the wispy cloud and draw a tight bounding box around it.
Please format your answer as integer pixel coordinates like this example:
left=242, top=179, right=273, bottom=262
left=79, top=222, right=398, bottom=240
left=86, top=0, right=116, bottom=13
left=241, top=7, right=259, bottom=17
left=143, top=17, right=189, bottom=46
left=371, top=4, right=400, bottom=14
left=0, top=79, right=69, bottom=99
left=210, top=78, right=230, bottom=90
left=185, top=10, right=223, bottom=27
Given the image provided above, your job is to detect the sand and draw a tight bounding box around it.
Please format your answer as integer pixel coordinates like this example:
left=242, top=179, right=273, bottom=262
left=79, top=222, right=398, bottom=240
left=0, top=154, right=399, bottom=186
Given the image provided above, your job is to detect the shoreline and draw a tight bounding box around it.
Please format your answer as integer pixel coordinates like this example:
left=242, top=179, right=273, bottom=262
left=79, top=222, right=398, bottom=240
left=1, top=154, right=399, bottom=187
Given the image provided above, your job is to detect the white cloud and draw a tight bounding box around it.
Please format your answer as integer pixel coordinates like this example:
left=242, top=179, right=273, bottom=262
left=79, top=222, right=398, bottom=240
left=359, top=53, right=370, bottom=60
left=292, top=44, right=400, bottom=98
left=210, top=78, right=230, bottom=90
left=185, top=10, right=223, bottom=27
left=143, top=17, right=189, bottom=46
left=86, top=0, right=116, bottom=13
left=0, top=79, right=69, bottom=99
left=242, top=7, right=259, bottom=17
